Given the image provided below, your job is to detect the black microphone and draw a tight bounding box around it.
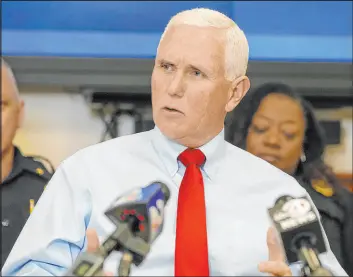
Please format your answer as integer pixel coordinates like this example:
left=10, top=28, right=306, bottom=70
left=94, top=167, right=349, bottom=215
left=268, top=195, right=333, bottom=277
left=65, top=181, right=170, bottom=277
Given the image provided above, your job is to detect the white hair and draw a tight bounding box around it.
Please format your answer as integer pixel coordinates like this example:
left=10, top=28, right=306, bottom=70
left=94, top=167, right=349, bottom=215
left=157, top=8, right=249, bottom=81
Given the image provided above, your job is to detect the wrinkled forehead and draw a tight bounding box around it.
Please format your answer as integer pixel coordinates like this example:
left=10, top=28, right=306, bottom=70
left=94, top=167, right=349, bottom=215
left=157, top=25, right=226, bottom=72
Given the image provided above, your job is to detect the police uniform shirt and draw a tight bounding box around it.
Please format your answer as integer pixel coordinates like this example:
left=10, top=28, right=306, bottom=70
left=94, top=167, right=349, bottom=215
left=1, top=147, right=52, bottom=267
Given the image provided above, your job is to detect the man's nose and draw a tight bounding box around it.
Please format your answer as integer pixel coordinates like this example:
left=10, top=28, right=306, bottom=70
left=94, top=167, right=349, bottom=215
left=167, top=73, right=185, bottom=97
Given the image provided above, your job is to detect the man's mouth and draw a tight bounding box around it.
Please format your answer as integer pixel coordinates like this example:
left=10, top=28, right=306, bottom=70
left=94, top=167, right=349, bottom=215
left=163, top=107, right=183, bottom=114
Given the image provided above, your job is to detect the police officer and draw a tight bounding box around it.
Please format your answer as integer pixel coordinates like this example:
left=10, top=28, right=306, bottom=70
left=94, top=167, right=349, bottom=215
left=1, top=59, right=54, bottom=267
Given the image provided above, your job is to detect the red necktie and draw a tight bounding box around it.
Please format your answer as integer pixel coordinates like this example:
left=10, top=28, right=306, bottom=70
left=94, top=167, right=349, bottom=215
left=175, top=148, right=210, bottom=276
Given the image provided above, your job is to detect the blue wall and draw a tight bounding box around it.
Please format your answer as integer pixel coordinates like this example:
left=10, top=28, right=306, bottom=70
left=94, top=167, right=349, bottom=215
left=2, top=1, right=352, bottom=62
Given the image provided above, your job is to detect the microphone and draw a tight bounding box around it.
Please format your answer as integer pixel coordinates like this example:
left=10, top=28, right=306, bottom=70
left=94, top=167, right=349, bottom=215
left=65, top=181, right=170, bottom=277
left=268, top=195, right=333, bottom=277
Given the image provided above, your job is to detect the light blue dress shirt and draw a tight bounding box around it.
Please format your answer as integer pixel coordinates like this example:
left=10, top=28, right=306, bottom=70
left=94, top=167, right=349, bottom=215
left=2, top=127, right=347, bottom=276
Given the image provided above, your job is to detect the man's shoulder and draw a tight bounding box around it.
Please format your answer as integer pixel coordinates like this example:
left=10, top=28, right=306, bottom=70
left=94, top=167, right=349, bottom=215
left=15, top=152, right=53, bottom=181
left=223, top=142, right=305, bottom=193
left=63, top=130, right=153, bottom=165
left=224, top=142, right=286, bottom=177
left=85, top=131, right=150, bottom=151
left=24, top=157, right=53, bottom=179
left=5, top=153, right=52, bottom=193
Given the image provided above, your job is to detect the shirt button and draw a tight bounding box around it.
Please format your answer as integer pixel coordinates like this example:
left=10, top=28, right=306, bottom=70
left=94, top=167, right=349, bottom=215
left=2, top=219, right=10, bottom=227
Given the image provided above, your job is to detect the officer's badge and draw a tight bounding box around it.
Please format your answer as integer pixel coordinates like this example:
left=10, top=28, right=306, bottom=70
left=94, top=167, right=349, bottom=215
left=35, top=167, right=44, bottom=176
left=29, top=199, right=35, bottom=214
left=311, top=179, right=334, bottom=197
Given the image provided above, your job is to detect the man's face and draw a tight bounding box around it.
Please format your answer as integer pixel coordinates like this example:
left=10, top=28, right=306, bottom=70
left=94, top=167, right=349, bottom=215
left=151, top=25, right=232, bottom=147
left=1, top=65, right=24, bottom=154
left=246, top=93, right=305, bottom=175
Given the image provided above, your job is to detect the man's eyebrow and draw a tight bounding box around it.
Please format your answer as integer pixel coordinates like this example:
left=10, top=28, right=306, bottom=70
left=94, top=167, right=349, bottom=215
left=188, top=62, right=217, bottom=76
left=156, top=59, right=212, bottom=75
left=157, top=58, right=174, bottom=65
left=188, top=64, right=208, bottom=73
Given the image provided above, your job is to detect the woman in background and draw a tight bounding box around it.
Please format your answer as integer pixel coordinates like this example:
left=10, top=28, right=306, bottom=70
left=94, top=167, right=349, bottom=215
left=226, top=82, right=353, bottom=276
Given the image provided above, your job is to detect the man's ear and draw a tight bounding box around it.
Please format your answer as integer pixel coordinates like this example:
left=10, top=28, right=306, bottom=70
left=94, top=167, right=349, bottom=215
left=225, top=76, right=250, bottom=113
left=17, top=100, right=25, bottom=128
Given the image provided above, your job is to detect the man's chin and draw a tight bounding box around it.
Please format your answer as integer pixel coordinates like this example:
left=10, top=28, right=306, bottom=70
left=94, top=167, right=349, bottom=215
left=155, top=121, right=188, bottom=140
left=156, top=122, right=206, bottom=148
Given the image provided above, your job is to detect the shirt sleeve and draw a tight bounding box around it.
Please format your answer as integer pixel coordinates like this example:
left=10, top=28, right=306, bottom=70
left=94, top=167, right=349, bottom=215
left=1, top=157, right=93, bottom=276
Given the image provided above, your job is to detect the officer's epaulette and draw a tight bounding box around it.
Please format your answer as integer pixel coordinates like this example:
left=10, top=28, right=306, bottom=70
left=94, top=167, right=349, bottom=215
left=23, top=155, right=54, bottom=180
left=311, top=178, right=334, bottom=197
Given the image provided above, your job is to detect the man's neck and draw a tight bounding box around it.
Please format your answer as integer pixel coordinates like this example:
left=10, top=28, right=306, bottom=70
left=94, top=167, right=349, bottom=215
left=175, top=126, right=224, bottom=149
left=1, top=146, right=15, bottom=183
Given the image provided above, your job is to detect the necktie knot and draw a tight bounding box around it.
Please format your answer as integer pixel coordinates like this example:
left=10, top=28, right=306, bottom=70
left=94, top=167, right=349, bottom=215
left=178, top=148, right=206, bottom=167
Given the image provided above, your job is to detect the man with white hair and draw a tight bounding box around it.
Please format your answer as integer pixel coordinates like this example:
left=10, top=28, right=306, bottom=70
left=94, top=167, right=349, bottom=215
left=2, top=8, right=347, bottom=276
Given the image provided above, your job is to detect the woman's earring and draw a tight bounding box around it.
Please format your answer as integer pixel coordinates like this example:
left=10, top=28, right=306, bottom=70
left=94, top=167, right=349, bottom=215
left=301, top=153, right=306, bottom=163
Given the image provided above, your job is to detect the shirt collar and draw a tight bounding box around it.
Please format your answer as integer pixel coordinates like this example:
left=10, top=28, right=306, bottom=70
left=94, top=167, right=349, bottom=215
left=2, top=146, right=51, bottom=185
left=151, top=126, right=226, bottom=181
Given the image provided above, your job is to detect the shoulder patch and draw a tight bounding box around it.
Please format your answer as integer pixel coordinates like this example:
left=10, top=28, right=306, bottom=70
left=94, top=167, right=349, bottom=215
left=311, top=179, right=334, bottom=197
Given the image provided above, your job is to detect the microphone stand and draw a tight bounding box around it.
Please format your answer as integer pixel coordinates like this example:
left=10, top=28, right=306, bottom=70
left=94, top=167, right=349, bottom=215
left=297, top=243, right=333, bottom=277
left=64, top=220, right=150, bottom=277
left=117, top=252, right=134, bottom=276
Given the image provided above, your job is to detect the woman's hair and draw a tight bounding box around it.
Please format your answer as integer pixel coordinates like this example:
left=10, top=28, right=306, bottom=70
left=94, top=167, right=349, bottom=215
left=225, top=82, right=341, bottom=188
left=303, top=159, right=341, bottom=187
